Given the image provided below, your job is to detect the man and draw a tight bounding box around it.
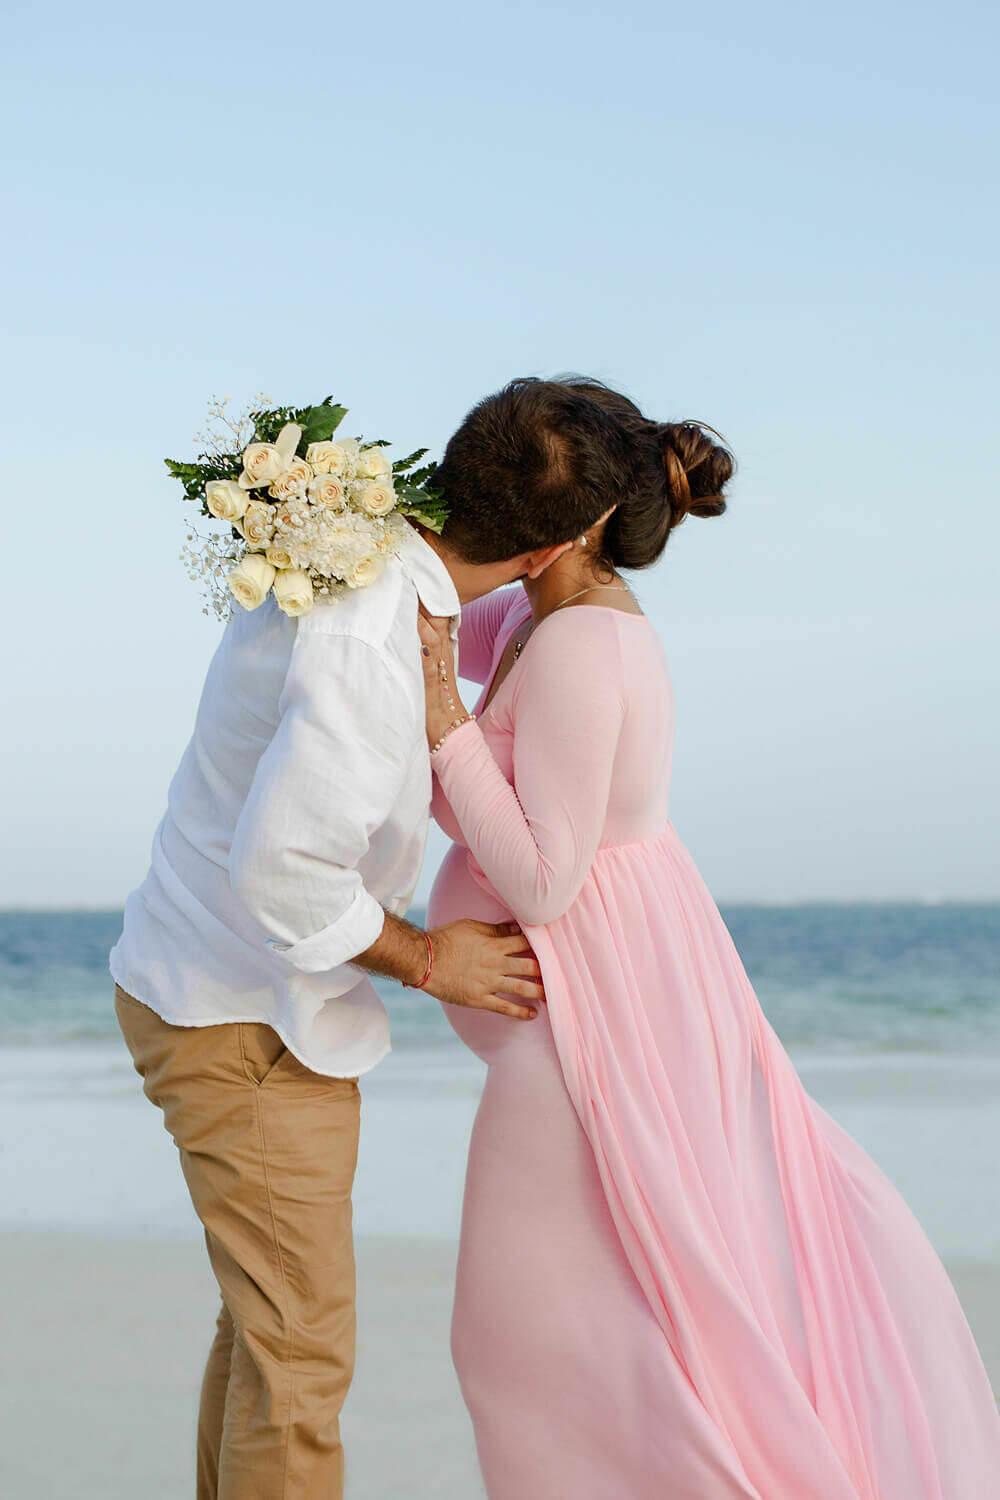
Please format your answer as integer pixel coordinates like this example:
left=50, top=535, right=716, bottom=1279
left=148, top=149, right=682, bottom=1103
left=110, top=376, right=643, bottom=1499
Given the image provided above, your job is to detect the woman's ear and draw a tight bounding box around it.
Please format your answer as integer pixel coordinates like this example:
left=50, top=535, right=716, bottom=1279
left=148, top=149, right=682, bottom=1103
left=523, top=540, right=574, bottom=579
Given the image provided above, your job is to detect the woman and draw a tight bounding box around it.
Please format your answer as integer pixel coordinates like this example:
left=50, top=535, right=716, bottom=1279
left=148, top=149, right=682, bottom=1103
left=420, top=380, right=1000, bottom=1499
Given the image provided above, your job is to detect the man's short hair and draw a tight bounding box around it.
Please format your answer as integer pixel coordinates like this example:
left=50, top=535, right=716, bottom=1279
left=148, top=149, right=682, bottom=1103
left=436, top=377, right=645, bottom=563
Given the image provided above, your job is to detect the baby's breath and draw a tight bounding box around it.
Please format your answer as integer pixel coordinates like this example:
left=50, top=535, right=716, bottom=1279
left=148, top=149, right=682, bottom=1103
left=181, top=524, right=241, bottom=620
left=192, top=393, right=271, bottom=460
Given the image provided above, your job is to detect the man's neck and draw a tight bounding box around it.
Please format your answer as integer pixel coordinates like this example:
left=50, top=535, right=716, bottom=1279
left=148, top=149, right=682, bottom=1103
left=415, top=526, right=628, bottom=617
left=416, top=528, right=514, bottom=607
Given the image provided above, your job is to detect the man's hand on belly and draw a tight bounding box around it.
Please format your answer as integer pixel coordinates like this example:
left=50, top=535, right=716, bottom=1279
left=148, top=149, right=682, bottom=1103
left=354, top=913, right=542, bottom=1020
left=426, top=920, right=542, bottom=1019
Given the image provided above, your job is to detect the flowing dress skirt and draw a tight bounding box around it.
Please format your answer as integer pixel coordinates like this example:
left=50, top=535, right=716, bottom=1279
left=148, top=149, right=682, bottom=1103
left=428, top=823, right=1000, bottom=1500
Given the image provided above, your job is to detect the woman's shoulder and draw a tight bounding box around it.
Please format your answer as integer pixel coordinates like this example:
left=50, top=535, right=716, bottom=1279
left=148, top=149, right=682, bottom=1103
left=531, top=601, right=653, bottom=653
left=517, top=605, right=658, bottom=704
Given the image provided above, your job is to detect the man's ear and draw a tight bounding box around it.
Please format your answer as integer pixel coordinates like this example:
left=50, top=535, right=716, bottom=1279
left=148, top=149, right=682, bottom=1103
left=522, top=540, right=574, bottom=579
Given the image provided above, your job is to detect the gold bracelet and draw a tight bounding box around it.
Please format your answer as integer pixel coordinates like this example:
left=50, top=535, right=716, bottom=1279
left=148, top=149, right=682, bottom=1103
left=430, top=713, right=476, bottom=756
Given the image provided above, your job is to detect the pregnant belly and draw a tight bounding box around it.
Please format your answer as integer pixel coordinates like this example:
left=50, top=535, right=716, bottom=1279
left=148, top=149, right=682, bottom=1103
left=426, top=842, right=531, bottom=1063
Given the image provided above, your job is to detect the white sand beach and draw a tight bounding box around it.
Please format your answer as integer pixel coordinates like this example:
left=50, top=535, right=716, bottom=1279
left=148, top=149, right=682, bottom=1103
left=1, top=1232, right=997, bottom=1499
left=0, top=1233, right=483, bottom=1500
left=2, top=1044, right=999, bottom=1497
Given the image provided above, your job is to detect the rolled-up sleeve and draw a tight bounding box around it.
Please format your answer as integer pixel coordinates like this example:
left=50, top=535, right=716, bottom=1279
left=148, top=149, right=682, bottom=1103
left=229, top=627, right=414, bottom=974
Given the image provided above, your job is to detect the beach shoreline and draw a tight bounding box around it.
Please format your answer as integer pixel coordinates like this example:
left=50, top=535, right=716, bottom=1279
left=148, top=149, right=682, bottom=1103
left=4, top=1042, right=1000, bottom=1256
left=3, top=1016, right=1000, bottom=1494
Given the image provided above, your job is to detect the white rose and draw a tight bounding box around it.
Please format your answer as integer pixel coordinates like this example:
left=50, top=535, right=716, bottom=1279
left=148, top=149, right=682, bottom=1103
left=205, top=480, right=248, bottom=522
left=308, top=473, right=346, bottom=510
left=306, top=440, right=349, bottom=475
left=355, top=480, right=396, bottom=517
left=272, top=567, right=314, bottom=617
left=241, top=442, right=284, bottom=486
left=265, top=540, right=295, bottom=568
left=346, top=555, right=383, bottom=589
left=274, top=422, right=303, bottom=465
left=356, top=446, right=392, bottom=479
left=238, top=500, right=275, bottom=548
left=227, top=554, right=275, bottom=611
left=269, top=456, right=312, bottom=500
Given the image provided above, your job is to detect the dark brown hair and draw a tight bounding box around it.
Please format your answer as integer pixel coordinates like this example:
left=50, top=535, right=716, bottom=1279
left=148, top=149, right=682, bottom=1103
left=436, top=377, right=649, bottom=563
left=553, top=376, right=734, bottom=570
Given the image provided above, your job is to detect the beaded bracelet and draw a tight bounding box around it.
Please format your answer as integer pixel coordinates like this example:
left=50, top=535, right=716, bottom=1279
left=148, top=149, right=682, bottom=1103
left=430, top=712, right=476, bottom=757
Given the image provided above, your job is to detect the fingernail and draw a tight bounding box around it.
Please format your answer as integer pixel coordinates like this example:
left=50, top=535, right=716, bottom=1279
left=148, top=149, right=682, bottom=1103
left=422, top=646, right=430, bottom=656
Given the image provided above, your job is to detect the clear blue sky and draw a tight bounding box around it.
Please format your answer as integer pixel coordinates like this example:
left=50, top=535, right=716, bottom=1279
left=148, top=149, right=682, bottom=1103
left=2, top=0, right=997, bottom=907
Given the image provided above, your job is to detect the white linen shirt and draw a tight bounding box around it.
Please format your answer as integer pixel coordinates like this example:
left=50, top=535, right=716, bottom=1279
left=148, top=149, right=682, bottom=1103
left=109, top=524, right=460, bottom=1078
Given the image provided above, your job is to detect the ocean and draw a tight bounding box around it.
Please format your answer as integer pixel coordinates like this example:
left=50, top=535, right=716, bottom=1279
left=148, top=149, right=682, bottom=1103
left=3, top=904, right=999, bottom=1253
left=2, top=904, right=998, bottom=1054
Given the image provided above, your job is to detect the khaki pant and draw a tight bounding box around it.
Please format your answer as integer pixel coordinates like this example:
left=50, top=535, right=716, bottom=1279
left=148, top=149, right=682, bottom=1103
left=114, top=985, right=361, bottom=1500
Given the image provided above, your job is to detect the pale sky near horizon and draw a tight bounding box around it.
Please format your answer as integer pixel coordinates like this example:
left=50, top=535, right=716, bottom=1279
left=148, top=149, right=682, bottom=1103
left=1, top=0, right=997, bottom=908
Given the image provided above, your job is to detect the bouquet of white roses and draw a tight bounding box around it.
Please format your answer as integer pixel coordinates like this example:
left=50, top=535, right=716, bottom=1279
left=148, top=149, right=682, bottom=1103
left=169, top=395, right=447, bottom=619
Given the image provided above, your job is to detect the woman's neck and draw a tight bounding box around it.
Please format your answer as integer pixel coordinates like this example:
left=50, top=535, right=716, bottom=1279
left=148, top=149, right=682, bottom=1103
left=523, top=554, right=625, bottom=626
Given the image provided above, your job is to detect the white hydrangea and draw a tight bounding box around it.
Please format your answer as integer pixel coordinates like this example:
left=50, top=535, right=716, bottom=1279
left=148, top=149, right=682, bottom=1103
left=279, top=506, right=390, bottom=584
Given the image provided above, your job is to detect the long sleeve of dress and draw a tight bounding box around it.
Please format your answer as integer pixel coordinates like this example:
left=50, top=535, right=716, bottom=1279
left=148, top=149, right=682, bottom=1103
left=457, top=588, right=526, bottom=683
left=432, top=611, right=626, bottom=926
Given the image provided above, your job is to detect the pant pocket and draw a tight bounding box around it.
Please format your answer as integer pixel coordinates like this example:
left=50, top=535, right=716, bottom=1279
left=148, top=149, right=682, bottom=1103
left=239, top=1022, right=288, bottom=1087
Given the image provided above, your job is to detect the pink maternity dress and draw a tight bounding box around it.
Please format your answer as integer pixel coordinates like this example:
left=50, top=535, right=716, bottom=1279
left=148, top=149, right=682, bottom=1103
left=425, top=587, right=1000, bottom=1500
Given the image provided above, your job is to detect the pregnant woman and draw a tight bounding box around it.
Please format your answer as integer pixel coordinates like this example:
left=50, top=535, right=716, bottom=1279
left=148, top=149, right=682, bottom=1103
left=422, top=378, right=1000, bottom=1499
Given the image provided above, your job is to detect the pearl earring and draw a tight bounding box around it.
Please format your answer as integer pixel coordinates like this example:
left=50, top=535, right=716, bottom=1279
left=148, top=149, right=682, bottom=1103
left=579, top=534, right=588, bottom=546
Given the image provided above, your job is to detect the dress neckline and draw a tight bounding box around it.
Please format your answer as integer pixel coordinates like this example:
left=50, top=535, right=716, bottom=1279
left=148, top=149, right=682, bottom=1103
left=475, top=595, right=533, bottom=718
left=475, top=597, right=648, bottom=721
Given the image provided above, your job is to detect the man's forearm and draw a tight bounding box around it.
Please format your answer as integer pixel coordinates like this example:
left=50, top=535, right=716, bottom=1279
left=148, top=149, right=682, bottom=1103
left=353, top=911, right=430, bottom=987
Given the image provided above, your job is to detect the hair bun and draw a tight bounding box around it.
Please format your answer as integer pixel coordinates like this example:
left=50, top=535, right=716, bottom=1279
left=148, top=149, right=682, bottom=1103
left=536, top=376, right=735, bottom=570
left=656, top=421, right=732, bottom=524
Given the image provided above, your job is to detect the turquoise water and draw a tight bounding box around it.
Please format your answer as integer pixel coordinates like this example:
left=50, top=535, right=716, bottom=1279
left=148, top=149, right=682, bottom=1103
left=1, top=905, right=998, bottom=1053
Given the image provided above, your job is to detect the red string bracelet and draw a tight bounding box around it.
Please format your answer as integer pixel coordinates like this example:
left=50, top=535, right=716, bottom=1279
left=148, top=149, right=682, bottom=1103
left=405, top=932, right=434, bottom=991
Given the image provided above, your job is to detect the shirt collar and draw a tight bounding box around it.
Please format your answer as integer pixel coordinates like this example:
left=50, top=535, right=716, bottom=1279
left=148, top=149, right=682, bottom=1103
left=397, top=521, right=461, bottom=620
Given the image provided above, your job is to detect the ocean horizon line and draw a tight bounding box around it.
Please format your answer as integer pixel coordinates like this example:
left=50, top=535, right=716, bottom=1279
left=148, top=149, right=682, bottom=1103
left=3, top=898, right=1000, bottom=916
